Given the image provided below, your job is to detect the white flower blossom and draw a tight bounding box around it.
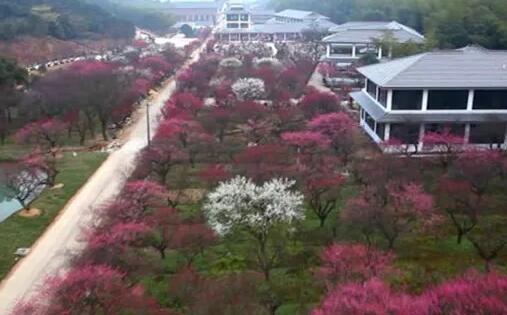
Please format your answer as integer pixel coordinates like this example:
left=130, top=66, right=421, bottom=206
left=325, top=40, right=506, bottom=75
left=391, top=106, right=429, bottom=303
left=232, top=77, right=266, bottom=101
left=254, top=57, right=282, bottom=70
left=204, top=176, right=305, bottom=236
left=219, top=57, right=243, bottom=69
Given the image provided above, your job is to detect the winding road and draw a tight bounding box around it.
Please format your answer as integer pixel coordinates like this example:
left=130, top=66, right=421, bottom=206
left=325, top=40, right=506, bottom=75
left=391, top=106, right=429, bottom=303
left=0, top=41, right=205, bottom=314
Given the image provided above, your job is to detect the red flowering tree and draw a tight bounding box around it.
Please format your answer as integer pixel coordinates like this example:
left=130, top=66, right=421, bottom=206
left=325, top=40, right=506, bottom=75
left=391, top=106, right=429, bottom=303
left=308, top=112, right=359, bottom=166
left=281, top=131, right=330, bottom=167
left=198, top=164, right=230, bottom=188
left=342, top=183, right=437, bottom=249
left=14, top=265, right=169, bottom=315
left=15, top=118, right=67, bottom=150
left=138, top=55, right=173, bottom=79
left=299, top=89, right=341, bottom=118
left=164, top=92, right=204, bottom=118
left=121, top=180, right=168, bottom=212
left=174, top=222, right=217, bottom=265
left=311, top=278, right=426, bottom=315
left=424, top=270, right=507, bottom=313
left=234, top=144, right=293, bottom=183
left=423, top=128, right=465, bottom=170
left=304, top=173, right=346, bottom=227
left=145, top=207, right=181, bottom=259
left=317, top=243, right=395, bottom=288
left=137, top=143, right=188, bottom=184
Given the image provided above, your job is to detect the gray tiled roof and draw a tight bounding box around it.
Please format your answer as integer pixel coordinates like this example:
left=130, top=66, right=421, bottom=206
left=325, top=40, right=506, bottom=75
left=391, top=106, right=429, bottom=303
left=323, top=29, right=424, bottom=44
left=351, top=91, right=507, bottom=123
left=275, top=9, right=328, bottom=20
left=357, top=46, right=507, bottom=88
left=217, top=23, right=310, bottom=34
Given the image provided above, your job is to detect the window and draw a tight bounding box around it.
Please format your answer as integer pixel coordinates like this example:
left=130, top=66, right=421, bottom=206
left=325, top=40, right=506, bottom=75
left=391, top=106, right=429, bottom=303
left=366, top=80, right=377, bottom=99
left=227, top=23, right=239, bottom=28
left=240, top=14, right=249, bottom=21
left=473, top=90, right=507, bottom=110
left=392, top=90, right=422, bottom=110
left=240, top=23, right=249, bottom=28
left=227, top=14, right=239, bottom=21
left=469, top=123, right=506, bottom=144
left=376, top=123, right=385, bottom=140
left=427, top=90, right=468, bottom=110
left=390, top=124, right=420, bottom=144
left=330, top=45, right=352, bottom=55
left=378, top=89, right=388, bottom=108
left=365, top=112, right=375, bottom=131
left=425, top=124, right=465, bottom=137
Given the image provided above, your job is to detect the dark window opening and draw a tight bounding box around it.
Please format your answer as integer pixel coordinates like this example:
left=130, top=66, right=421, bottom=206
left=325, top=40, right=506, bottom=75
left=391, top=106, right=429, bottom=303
left=425, top=124, right=466, bottom=137
left=469, top=123, right=506, bottom=144
left=378, top=89, right=388, bottom=108
left=367, top=80, right=377, bottom=99
left=331, top=46, right=352, bottom=55
left=240, top=14, right=249, bottom=21
left=227, top=23, right=239, bottom=28
left=227, top=14, right=239, bottom=21
left=376, top=123, right=385, bottom=140
left=390, top=124, right=420, bottom=144
left=473, top=90, right=507, bottom=110
left=365, top=112, right=375, bottom=131
left=392, top=90, right=422, bottom=110
left=428, top=90, right=468, bottom=110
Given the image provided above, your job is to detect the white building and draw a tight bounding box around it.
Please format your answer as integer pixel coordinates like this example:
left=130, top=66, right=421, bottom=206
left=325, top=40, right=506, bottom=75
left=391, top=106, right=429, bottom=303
left=215, top=3, right=337, bottom=42
left=351, top=46, right=507, bottom=152
left=323, top=21, right=425, bottom=64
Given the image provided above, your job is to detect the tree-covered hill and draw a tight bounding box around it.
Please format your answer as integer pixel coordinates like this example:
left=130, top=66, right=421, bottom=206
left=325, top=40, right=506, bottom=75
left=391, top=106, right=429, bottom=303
left=0, top=0, right=135, bottom=41
left=270, top=0, right=507, bottom=49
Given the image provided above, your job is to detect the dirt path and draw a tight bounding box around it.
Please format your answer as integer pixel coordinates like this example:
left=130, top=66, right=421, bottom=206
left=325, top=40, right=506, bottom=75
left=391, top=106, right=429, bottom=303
left=0, top=43, right=205, bottom=315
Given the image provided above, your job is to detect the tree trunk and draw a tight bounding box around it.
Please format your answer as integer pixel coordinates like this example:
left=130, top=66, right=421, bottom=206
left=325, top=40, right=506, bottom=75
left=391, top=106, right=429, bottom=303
left=100, top=120, right=108, bottom=141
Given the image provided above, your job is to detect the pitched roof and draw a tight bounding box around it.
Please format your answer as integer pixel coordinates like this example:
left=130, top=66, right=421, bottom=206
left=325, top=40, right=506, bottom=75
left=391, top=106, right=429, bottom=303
left=323, top=29, right=424, bottom=44
left=357, top=46, right=507, bottom=88
left=324, top=20, right=424, bottom=44
left=275, top=9, right=328, bottom=20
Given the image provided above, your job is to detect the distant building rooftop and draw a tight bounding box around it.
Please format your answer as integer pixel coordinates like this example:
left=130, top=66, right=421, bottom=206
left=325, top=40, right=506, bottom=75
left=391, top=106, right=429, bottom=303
left=275, top=9, right=329, bottom=20
left=324, top=21, right=424, bottom=44
left=357, top=46, right=507, bottom=88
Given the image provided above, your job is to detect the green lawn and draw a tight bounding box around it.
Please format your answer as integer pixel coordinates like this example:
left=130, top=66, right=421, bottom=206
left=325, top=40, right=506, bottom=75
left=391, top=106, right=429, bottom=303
left=0, top=151, right=107, bottom=279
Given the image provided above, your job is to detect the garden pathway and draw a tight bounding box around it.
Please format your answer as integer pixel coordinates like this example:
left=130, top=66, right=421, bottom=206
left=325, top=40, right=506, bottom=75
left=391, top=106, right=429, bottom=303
left=0, top=41, right=206, bottom=315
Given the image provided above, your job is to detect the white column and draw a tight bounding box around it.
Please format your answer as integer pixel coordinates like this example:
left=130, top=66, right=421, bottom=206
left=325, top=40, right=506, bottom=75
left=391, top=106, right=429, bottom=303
left=377, top=46, right=383, bottom=59
left=387, top=90, right=393, bottom=111
left=418, top=124, right=425, bottom=152
left=326, top=44, right=331, bottom=58
left=283, top=33, right=287, bottom=41
left=422, top=90, right=429, bottom=111
left=352, top=45, right=357, bottom=58
left=503, top=123, right=507, bottom=149
left=467, top=89, right=474, bottom=111
left=464, top=124, right=471, bottom=144
left=384, top=124, right=391, bottom=141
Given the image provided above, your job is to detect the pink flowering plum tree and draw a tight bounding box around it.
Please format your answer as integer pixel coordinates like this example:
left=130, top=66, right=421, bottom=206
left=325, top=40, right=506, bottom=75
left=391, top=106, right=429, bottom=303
left=317, top=243, right=395, bottom=288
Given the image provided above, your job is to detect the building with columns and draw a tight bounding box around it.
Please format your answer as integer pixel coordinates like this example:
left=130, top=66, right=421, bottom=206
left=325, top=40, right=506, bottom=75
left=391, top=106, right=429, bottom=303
left=215, top=3, right=337, bottom=42
left=351, top=46, right=507, bottom=152
left=322, top=21, right=424, bottom=64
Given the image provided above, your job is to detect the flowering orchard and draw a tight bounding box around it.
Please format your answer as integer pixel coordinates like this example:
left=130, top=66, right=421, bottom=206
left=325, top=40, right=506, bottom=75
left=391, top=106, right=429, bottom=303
left=18, top=42, right=507, bottom=314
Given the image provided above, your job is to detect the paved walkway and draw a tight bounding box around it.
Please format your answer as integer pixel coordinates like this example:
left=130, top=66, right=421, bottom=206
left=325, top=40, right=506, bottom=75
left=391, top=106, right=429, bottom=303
left=0, top=43, right=205, bottom=315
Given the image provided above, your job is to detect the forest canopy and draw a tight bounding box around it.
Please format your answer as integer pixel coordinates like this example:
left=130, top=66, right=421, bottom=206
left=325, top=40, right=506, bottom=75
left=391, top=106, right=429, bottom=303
left=271, top=0, right=507, bottom=49
left=0, top=0, right=135, bottom=40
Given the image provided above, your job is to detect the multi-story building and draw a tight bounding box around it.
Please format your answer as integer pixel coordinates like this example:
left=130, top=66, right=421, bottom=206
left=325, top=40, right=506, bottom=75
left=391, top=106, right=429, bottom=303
left=351, top=46, right=507, bottom=151
left=167, top=1, right=222, bottom=27
left=215, top=3, right=337, bottom=42
left=323, top=21, right=425, bottom=64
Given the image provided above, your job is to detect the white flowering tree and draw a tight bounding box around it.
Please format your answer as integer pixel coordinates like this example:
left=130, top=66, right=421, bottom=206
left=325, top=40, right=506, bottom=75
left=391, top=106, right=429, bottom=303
left=219, top=57, right=243, bottom=70
left=232, top=78, right=266, bottom=101
left=254, top=57, right=283, bottom=71
left=204, top=176, right=304, bottom=279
